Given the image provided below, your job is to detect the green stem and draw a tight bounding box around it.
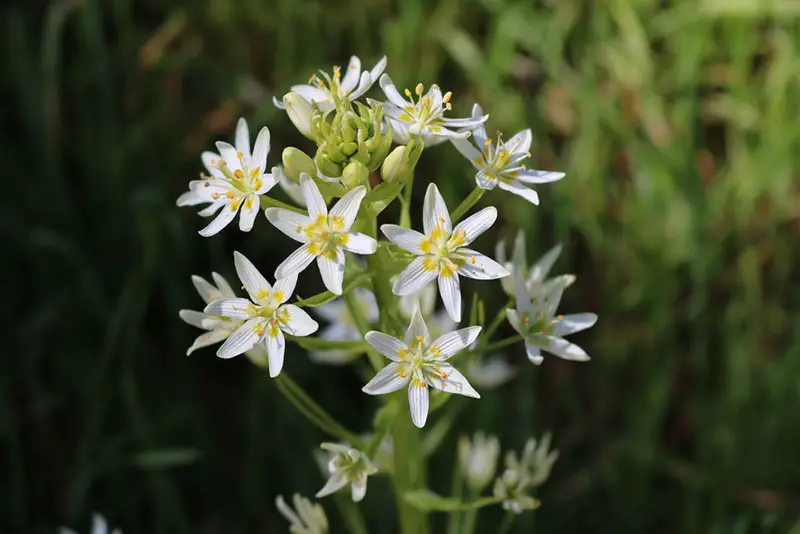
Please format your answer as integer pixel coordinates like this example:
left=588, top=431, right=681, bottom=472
left=259, top=195, right=307, bottom=214
left=274, top=374, right=363, bottom=447
left=474, top=335, right=523, bottom=355
left=445, top=456, right=465, bottom=534
left=344, top=291, right=383, bottom=372
left=399, top=170, right=415, bottom=228
left=391, top=397, right=429, bottom=534
left=450, top=186, right=485, bottom=222
left=497, top=512, right=515, bottom=534
left=483, top=298, right=514, bottom=343
left=334, top=493, right=369, bottom=534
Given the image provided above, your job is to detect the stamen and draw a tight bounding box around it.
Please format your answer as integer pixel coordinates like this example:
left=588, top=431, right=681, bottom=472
left=442, top=91, right=452, bottom=103
left=234, top=169, right=244, bottom=179
left=236, top=151, right=243, bottom=159
left=415, top=83, right=424, bottom=95
left=404, top=88, right=412, bottom=97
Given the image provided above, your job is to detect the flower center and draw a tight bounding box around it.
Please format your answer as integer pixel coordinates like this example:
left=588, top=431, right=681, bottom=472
left=303, top=214, right=350, bottom=259
left=398, top=82, right=452, bottom=133
left=209, top=154, right=264, bottom=194
left=419, top=224, right=469, bottom=276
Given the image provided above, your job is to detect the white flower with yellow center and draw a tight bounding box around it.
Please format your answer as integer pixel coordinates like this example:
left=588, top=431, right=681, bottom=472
left=382, top=183, right=509, bottom=322
left=203, top=252, right=318, bottom=377
left=265, top=174, right=377, bottom=296
left=362, top=308, right=481, bottom=428
left=275, top=494, right=328, bottom=534
left=496, top=231, right=575, bottom=298
left=310, top=288, right=379, bottom=365
left=452, top=104, right=564, bottom=205
left=273, top=55, right=387, bottom=112
left=379, top=74, right=487, bottom=145
left=177, top=118, right=278, bottom=237
left=316, top=443, right=378, bottom=503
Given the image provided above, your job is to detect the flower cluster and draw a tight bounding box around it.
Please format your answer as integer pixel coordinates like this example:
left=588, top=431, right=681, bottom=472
left=175, top=52, right=597, bottom=526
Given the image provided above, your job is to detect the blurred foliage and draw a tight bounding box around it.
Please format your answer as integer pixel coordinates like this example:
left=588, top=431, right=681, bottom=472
left=4, top=0, right=800, bottom=532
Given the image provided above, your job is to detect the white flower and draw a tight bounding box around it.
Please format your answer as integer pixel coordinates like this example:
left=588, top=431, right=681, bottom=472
left=382, top=183, right=509, bottom=322
left=265, top=174, right=377, bottom=295
left=278, top=168, right=306, bottom=206
left=177, top=118, right=278, bottom=236
left=506, top=258, right=597, bottom=365
left=273, top=55, right=387, bottom=112
left=178, top=271, right=271, bottom=366
left=379, top=74, right=487, bottom=145
left=493, top=433, right=558, bottom=513
left=496, top=231, right=575, bottom=298
left=310, top=288, right=379, bottom=365
left=452, top=104, right=564, bottom=205
left=203, top=252, right=319, bottom=377
left=60, top=514, right=121, bottom=534
left=282, top=92, right=315, bottom=138
left=316, top=443, right=377, bottom=502
left=362, top=308, right=481, bottom=428
left=275, top=494, right=328, bottom=534
left=459, top=432, right=501, bottom=493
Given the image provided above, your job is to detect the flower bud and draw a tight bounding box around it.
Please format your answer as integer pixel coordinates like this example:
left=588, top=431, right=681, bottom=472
left=283, top=92, right=315, bottom=140
left=381, top=145, right=408, bottom=183
left=282, top=147, right=317, bottom=183
left=341, top=160, right=369, bottom=190
left=458, top=432, right=500, bottom=493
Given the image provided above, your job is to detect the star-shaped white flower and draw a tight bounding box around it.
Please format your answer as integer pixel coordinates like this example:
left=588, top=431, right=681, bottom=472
left=266, top=174, right=377, bottom=295
left=177, top=118, right=278, bottom=236
left=379, top=74, right=487, bottom=145
left=495, top=231, right=575, bottom=298
left=316, top=443, right=378, bottom=502
left=451, top=104, right=564, bottom=205
left=506, top=262, right=597, bottom=365
left=273, top=55, right=387, bottom=112
left=310, top=288, right=379, bottom=365
left=275, top=494, right=329, bottom=534
left=203, top=252, right=318, bottom=377
left=381, top=183, right=509, bottom=322
left=362, top=308, right=481, bottom=428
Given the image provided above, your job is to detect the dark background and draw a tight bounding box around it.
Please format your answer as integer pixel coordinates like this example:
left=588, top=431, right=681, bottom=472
left=5, top=0, right=800, bottom=532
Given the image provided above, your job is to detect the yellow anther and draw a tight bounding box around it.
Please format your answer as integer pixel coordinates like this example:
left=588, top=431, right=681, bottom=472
left=210, top=192, right=220, bottom=199
left=204, top=182, right=210, bottom=188
left=442, top=91, right=452, bottom=103
left=416, top=335, right=424, bottom=341
left=241, top=285, right=247, bottom=290
left=404, top=88, right=412, bottom=97
left=534, top=300, right=540, bottom=305
left=254, top=179, right=263, bottom=190
left=415, top=83, right=424, bottom=95
left=236, top=151, right=243, bottom=159
left=470, top=257, right=476, bottom=264
left=234, top=169, right=244, bottom=179
left=431, top=83, right=440, bottom=89
left=295, top=225, right=302, bottom=232
left=421, top=97, right=430, bottom=106
left=439, top=217, right=445, bottom=223
left=557, top=314, right=563, bottom=320
left=499, top=152, right=506, bottom=159
left=441, top=371, right=448, bottom=379
left=523, top=316, right=529, bottom=324
left=308, top=74, right=317, bottom=84
left=484, top=139, right=492, bottom=146
left=226, top=192, right=235, bottom=199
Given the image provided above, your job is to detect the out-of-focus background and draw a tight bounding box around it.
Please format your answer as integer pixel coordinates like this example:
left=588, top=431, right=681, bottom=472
left=5, top=0, right=800, bottom=532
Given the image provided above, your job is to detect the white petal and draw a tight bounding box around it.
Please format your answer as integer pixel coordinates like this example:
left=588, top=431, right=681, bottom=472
left=392, top=256, right=439, bottom=296
left=330, top=186, right=366, bottom=229
left=177, top=189, right=204, bottom=206
left=186, top=329, right=230, bottom=355
left=272, top=95, right=285, bottom=109
left=399, top=284, right=437, bottom=319
left=348, top=71, right=373, bottom=100
left=404, top=308, right=430, bottom=346
left=279, top=305, right=319, bottom=336
left=381, top=224, right=425, bottom=254
left=201, top=150, right=221, bottom=172
left=265, top=208, right=312, bottom=243
left=300, top=173, right=328, bottom=218
left=379, top=73, right=409, bottom=108
left=453, top=207, right=497, bottom=246
left=457, top=250, right=510, bottom=280
left=197, top=201, right=225, bottom=217
left=291, top=84, right=333, bottom=105
left=544, top=336, right=589, bottom=361
left=343, top=232, right=377, bottom=254
left=497, top=180, right=539, bottom=205
left=251, top=127, right=271, bottom=170
left=266, top=328, right=286, bottom=377
left=204, top=298, right=254, bottom=320
left=408, top=379, right=430, bottom=428
left=234, top=118, right=250, bottom=157
left=233, top=251, right=272, bottom=302
left=191, top=275, right=221, bottom=303
left=340, top=55, right=362, bottom=93
left=505, top=308, right=523, bottom=335
left=369, top=56, right=388, bottom=83
left=179, top=309, right=214, bottom=329
left=211, top=272, right=236, bottom=298
left=215, top=141, right=242, bottom=172
left=254, top=171, right=278, bottom=195
left=279, top=171, right=305, bottom=206
left=198, top=203, right=238, bottom=237
left=317, top=249, right=345, bottom=295
left=216, top=317, right=265, bottom=358
left=451, top=137, right=482, bottom=166
left=525, top=340, right=544, bottom=365
left=429, top=326, right=482, bottom=360
left=351, top=477, right=368, bottom=502
left=514, top=169, right=565, bottom=184
left=365, top=332, right=407, bottom=362
left=316, top=474, right=349, bottom=498
left=506, top=128, right=532, bottom=154
left=273, top=275, right=297, bottom=303
left=438, top=272, right=462, bottom=323
left=554, top=313, right=597, bottom=336
left=238, top=195, right=260, bottom=232
left=275, top=244, right=316, bottom=279
left=353, top=287, right=380, bottom=322
left=426, top=364, right=480, bottom=398
left=362, top=362, right=411, bottom=395
left=468, top=104, right=488, bottom=144
left=423, top=183, right=451, bottom=235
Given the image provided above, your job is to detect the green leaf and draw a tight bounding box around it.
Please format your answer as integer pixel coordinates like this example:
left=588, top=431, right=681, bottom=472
left=366, top=179, right=405, bottom=216
left=404, top=490, right=502, bottom=512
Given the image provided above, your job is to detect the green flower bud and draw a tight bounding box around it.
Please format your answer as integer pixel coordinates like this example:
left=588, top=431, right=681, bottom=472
left=282, top=92, right=314, bottom=140
left=381, top=145, right=408, bottom=183
left=341, top=160, right=369, bottom=190
left=282, top=147, right=317, bottom=183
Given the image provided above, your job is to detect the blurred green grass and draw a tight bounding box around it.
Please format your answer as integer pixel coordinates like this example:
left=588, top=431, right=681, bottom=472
left=4, top=0, right=800, bottom=532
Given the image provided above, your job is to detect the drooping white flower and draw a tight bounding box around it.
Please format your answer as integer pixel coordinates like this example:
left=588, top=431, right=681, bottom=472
left=459, top=432, right=501, bottom=493
left=382, top=183, right=509, bottom=322
left=275, top=494, right=329, bottom=534
left=273, top=55, right=388, bottom=112
left=316, top=443, right=377, bottom=502
left=59, top=514, right=121, bottom=534
left=493, top=433, right=558, bottom=514
left=496, top=231, right=575, bottom=298
left=310, top=288, right=379, bottom=365
left=452, top=104, right=564, bottom=205
left=176, top=118, right=278, bottom=236
left=203, top=252, right=318, bottom=377
left=379, top=74, right=487, bottom=145
left=266, top=174, right=377, bottom=295
left=506, top=241, right=596, bottom=365
left=178, top=271, right=270, bottom=367
left=362, top=309, right=481, bottom=428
